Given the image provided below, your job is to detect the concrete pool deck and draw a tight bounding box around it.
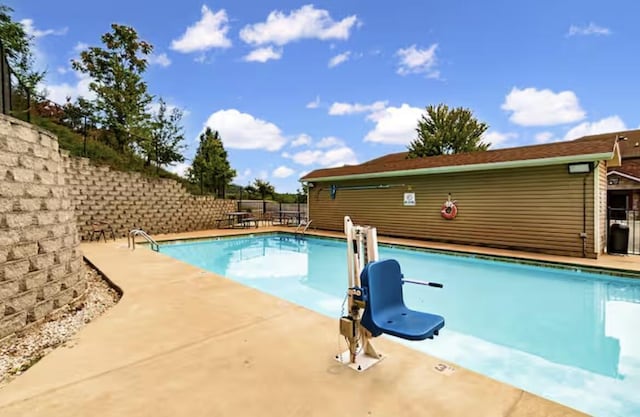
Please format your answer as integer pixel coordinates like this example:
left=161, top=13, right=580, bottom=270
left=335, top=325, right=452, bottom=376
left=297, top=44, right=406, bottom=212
left=3, top=225, right=633, bottom=416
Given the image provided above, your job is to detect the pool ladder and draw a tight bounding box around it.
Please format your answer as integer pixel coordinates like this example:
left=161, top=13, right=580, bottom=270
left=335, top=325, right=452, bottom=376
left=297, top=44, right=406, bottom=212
left=128, top=229, right=159, bottom=252
left=295, top=219, right=312, bottom=234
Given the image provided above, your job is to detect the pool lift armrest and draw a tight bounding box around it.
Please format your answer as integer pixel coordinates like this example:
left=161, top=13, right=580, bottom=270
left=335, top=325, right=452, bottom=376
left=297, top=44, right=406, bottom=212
left=402, top=278, right=443, bottom=288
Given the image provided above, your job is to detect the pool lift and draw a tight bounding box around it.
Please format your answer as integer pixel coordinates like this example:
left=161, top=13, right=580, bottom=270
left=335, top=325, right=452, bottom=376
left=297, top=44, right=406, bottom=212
left=338, top=216, right=445, bottom=371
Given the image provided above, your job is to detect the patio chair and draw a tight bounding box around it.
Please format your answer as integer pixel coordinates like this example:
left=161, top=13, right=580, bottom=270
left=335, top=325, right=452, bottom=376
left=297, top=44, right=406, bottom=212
left=360, top=259, right=444, bottom=340
left=89, top=221, right=116, bottom=242
left=261, top=211, right=274, bottom=226
left=267, top=211, right=288, bottom=226
left=241, top=216, right=259, bottom=228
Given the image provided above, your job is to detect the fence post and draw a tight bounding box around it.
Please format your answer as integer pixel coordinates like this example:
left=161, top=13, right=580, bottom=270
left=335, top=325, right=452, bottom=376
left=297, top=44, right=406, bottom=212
left=25, top=88, right=31, bottom=123
left=0, top=43, right=5, bottom=115
left=83, top=115, right=88, bottom=156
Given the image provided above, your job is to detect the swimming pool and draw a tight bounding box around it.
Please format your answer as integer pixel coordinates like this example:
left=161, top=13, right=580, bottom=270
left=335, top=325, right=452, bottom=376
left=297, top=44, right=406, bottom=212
left=160, top=233, right=640, bottom=417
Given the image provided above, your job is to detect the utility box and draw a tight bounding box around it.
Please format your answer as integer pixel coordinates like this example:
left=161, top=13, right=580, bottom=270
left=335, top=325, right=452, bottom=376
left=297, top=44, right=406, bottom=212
left=608, top=223, right=629, bottom=255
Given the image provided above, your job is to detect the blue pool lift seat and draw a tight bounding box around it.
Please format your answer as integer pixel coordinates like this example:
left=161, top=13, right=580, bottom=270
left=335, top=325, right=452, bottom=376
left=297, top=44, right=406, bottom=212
left=360, top=259, right=445, bottom=341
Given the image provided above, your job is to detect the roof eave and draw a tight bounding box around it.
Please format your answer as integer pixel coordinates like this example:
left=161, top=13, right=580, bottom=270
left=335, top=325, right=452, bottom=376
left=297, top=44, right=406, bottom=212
left=607, top=170, right=640, bottom=183
left=301, top=151, right=614, bottom=182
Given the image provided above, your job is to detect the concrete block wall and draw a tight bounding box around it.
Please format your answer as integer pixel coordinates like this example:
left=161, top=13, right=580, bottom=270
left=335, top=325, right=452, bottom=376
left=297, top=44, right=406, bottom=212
left=65, top=157, right=236, bottom=239
left=0, top=115, right=86, bottom=339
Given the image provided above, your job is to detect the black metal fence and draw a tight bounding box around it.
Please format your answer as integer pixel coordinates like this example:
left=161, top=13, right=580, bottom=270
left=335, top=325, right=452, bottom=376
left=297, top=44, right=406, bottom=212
left=607, top=208, right=640, bottom=255
left=237, top=199, right=308, bottom=225
left=0, top=41, right=34, bottom=122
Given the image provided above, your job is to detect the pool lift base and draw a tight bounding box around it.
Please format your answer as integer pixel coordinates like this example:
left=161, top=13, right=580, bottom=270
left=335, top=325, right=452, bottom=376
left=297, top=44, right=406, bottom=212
left=335, top=344, right=385, bottom=372
left=338, top=216, right=445, bottom=372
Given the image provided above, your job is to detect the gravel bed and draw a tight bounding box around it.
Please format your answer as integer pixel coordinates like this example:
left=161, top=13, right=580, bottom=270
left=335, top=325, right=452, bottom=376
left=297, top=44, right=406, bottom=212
left=0, top=263, right=121, bottom=386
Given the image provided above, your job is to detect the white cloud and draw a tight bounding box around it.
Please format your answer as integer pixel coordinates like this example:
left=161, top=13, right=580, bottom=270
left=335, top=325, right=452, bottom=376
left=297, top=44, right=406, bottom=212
left=291, top=134, right=312, bottom=147
left=364, top=104, right=423, bottom=145
left=501, top=87, right=586, bottom=126
left=316, top=136, right=343, bottom=148
left=243, top=46, right=283, bottom=63
left=257, top=170, right=269, bottom=180
left=329, top=100, right=387, bottom=116
left=328, top=51, right=351, bottom=68
left=167, top=162, right=189, bottom=177
left=534, top=131, right=555, bottom=144
left=18, top=19, right=66, bottom=71
left=563, top=116, right=626, bottom=141
left=396, top=44, right=439, bottom=78
left=239, top=5, right=358, bottom=46
left=484, top=131, right=518, bottom=148
left=20, top=19, right=67, bottom=38
left=272, top=166, right=295, bottom=178
left=73, top=42, right=89, bottom=53
left=148, top=53, right=171, bottom=67
left=56, top=66, right=68, bottom=75
left=236, top=168, right=253, bottom=183
left=203, top=109, right=287, bottom=151
left=43, top=72, right=94, bottom=104
left=299, top=170, right=310, bottom=179
left=171, top=5, right=232, bottom=53
left=567, top=23, right=611, bottom=37
left=306, top=96, right=320, bottom=109
left=288, top=146, right=358, bottom=167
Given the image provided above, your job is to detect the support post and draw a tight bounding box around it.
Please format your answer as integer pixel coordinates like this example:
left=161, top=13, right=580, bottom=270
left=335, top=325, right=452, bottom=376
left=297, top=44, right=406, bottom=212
left=337, top=216, right=384, bottom=371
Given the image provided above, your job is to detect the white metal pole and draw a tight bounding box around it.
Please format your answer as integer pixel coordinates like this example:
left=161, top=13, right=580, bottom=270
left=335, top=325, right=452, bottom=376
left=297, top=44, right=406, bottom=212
left=344, top=216, right=355, bottom=288
left=367, top=227, right=379, bottom=262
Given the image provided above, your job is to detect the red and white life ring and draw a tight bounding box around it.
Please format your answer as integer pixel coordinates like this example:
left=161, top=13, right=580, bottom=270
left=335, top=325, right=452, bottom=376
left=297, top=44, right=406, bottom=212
left=441, top=201, right=458, bottom=220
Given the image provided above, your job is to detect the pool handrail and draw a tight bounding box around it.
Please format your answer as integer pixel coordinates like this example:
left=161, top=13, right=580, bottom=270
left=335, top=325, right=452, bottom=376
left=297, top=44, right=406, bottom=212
left=295, top=219, right=312, bottom=234
left=128, top=229, right=159, bottom=252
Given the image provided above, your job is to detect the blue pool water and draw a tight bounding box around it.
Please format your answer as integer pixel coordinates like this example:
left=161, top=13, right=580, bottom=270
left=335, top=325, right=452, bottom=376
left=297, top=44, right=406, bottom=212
left=160, top=234, right=640, bottom=417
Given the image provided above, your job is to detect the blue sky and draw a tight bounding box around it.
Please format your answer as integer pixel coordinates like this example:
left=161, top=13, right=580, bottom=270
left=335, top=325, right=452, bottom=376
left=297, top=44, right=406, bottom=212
left=9, top=0, right=640, bottom=192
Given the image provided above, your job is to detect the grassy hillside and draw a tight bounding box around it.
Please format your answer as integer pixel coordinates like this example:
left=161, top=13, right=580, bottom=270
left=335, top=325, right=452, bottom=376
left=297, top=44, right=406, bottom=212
left=30, top=116, right=200, bottom=194
left=24, top=115, right=301, bottom=201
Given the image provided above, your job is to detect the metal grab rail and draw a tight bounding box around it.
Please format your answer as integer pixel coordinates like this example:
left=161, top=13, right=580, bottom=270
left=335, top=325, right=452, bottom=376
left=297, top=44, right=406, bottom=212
left=128, top=229, right=159, bottom=252
left=295, top=219, right=312, bottom=234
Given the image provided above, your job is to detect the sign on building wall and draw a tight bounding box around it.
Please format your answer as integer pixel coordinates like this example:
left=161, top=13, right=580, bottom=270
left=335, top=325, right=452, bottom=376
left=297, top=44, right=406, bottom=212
left=403, top=192, right=416, bottom=206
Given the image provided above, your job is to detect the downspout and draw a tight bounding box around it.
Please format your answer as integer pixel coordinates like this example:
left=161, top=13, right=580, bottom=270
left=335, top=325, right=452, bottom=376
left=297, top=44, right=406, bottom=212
left=582, top=174, right=587, bottom=258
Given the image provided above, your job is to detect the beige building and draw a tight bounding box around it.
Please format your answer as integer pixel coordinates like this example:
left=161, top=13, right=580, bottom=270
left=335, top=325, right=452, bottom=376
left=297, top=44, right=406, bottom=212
left=302, top=135, right=624, bottom=258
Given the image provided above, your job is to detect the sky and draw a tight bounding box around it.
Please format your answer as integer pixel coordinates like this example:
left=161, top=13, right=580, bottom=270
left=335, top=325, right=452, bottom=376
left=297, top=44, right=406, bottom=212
left=8, top=0, right=640, bottom=192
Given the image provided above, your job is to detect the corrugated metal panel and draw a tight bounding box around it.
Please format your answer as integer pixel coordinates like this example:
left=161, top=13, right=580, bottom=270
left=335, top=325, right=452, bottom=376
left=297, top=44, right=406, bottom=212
left=308, top=164, right=597, bottom=258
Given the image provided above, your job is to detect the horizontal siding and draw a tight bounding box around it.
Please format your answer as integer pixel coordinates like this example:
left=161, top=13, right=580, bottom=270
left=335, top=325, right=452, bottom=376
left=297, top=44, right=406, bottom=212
left=309, top=164, right=597, bottom=258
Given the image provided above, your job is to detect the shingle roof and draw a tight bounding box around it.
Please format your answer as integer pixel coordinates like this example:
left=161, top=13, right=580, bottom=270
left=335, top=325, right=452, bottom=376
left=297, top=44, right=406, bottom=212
left=611, top=158, right=640, bottom=180
left=301, top=135, right=619, bottom=181
left=573, top=129, right=640, bottom=159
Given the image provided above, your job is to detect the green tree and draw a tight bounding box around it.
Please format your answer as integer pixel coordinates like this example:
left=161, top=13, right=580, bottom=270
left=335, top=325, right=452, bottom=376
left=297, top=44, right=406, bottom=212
left=139, top=99, right=185, bottom=173
left=62, top=97, right=97, bottom=133
left=0, top=5, right=43, bottom=90
left=71, top=24, right=153, bottom=152
left=407, top=104, right=489, bottom=158
left=188, top=127, right=236, bottom=197
left=297, top=184, right=308, bottom=202
left=253, top=179, right=275, bottom=200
